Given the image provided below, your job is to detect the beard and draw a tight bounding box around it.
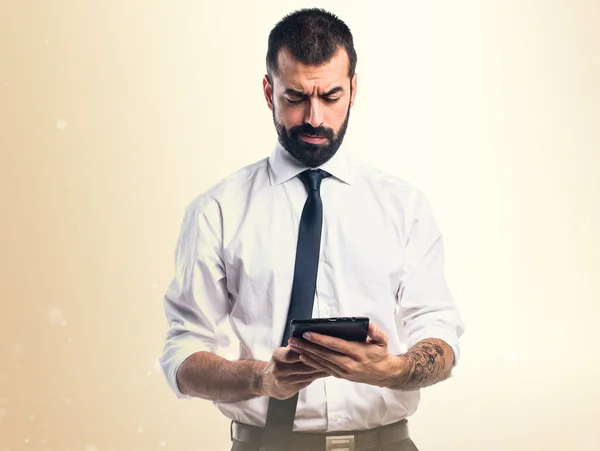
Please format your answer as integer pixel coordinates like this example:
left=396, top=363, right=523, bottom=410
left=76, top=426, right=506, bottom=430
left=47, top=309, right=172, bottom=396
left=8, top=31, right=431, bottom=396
left=273, top=102, right=351, bottom=168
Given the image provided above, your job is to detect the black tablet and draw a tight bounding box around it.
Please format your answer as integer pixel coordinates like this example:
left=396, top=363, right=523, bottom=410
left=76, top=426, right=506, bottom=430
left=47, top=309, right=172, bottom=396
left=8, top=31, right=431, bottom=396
left=290, top=317, right=370, bottom=342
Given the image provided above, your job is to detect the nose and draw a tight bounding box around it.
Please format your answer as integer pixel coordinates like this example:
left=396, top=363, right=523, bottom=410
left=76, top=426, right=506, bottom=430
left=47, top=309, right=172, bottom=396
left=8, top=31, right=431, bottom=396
left=304, top=98, right=323, bottom=128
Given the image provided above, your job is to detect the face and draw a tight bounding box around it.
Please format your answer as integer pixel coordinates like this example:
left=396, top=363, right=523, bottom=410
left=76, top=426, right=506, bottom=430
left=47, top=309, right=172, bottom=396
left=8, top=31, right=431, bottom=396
left=263, top=47, right=357, bottom=167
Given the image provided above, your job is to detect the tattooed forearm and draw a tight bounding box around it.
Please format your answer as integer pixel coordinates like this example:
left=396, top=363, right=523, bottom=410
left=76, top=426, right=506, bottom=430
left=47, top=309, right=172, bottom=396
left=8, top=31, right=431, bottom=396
left=387, top=338, right=454, bottom=391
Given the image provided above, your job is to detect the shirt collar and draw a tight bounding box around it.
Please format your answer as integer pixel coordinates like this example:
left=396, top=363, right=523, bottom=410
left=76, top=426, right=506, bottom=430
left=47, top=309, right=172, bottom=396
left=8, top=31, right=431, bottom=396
left=268, top=140, right=355, bottom=186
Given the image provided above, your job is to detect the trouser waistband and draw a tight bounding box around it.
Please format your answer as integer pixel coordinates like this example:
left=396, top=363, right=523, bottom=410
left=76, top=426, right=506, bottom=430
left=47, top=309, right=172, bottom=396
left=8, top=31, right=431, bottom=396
left=230, top=418, right=410, bottom=451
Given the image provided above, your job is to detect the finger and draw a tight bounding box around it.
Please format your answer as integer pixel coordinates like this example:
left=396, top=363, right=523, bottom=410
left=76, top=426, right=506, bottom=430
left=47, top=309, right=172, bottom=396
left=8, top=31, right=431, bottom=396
left=290, top=369, right=329, bottom=380
left=274, top=346, right=302, bottom=363
left=312, top=370, right=330, bottom=379
left=281, top=372, right=325, bottom=388
left=284, top=349, right=302, bottom=363
left=290, top=340, right=349, bottom=360
left=299, top=352, right=345, bottom=378
left=299, top=353, right=343, bottom=378
left=366, top=323, right=388, bottom=346
left=297, top=333, right=359, bottom=358
left=284, top=370, right=329, bottom=385
left=291, top=342, right=355, bottom=369
left=274, top=360, right=328, bottom=380
left=287, top=361, right=328, bottom=375
left=284, top=377, right=325, bottom=395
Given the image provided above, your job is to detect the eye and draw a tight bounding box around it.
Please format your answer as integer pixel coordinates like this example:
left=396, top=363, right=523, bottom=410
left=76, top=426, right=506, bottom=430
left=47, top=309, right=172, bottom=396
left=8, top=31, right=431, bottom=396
left=323, top=97, right=341, bottom=103
left=285, top=98, right=305, bottom=104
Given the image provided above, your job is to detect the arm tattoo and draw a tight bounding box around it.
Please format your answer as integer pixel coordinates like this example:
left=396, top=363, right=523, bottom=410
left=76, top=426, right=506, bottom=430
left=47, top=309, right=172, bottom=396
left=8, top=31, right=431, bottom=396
left=393, top=339, right=454, bottom=391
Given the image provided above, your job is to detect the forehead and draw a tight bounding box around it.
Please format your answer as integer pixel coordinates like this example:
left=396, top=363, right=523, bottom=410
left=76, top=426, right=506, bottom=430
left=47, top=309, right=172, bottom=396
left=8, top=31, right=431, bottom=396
left=274, top=47, right=350, bottom=90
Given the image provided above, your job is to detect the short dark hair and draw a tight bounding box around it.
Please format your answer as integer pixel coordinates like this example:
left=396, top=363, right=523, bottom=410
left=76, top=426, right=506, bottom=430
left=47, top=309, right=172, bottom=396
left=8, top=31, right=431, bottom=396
left=266, top=8, right=357, bottom=79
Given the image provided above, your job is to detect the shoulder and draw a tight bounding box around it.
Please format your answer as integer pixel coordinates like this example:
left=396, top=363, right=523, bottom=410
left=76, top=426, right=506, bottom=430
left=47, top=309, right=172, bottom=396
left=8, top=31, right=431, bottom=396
left=353, top=158, right=425, bottom=211
left=174, top=157, right=269, bottom=238
left=185, top=157, right=269, bottom=213
left=353, top=160, right=442, bottom=244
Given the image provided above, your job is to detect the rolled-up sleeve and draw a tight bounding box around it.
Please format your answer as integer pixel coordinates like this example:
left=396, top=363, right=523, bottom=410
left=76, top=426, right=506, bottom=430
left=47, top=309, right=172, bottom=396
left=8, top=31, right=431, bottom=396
left=397, top=190, right=465, bottom=366
left=159, top=197, right=231, bottom=398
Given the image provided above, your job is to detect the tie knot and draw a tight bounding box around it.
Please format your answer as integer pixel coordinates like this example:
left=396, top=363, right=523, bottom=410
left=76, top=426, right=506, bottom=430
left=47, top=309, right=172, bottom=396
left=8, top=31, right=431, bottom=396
left=298, top=169, right=330, bottom=192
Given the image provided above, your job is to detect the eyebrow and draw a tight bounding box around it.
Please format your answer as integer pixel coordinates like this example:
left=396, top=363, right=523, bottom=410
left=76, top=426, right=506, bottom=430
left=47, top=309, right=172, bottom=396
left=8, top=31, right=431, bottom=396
left=284, top=86, right=344, bottom=97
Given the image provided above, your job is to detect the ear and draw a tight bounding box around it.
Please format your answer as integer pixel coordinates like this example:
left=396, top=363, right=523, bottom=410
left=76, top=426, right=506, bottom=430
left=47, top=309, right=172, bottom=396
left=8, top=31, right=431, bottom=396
left=349, top=73, right=357, bottom=107
left=263, top=74, right=274, bottom=111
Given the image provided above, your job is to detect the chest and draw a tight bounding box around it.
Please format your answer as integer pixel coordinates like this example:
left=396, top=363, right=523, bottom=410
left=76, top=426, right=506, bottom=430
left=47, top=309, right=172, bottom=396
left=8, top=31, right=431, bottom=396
left=221, top=183, right=408, bottom=302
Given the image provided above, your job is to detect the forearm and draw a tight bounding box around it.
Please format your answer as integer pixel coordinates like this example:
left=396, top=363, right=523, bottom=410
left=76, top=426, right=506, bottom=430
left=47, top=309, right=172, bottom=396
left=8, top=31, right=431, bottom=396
left=386, top=338, right=454, bottom=391
left=176, top=351, right=268, bottom=402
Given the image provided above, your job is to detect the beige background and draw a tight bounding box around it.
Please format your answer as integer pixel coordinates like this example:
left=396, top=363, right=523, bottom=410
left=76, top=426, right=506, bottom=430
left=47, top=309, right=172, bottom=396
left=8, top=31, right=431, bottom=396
left=1, top=1, right=599, bottom=450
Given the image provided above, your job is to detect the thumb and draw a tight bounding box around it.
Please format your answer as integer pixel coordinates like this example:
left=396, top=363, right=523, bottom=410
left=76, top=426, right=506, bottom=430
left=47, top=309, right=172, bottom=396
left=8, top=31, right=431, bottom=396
left=367, top=322, right=387, bottom=345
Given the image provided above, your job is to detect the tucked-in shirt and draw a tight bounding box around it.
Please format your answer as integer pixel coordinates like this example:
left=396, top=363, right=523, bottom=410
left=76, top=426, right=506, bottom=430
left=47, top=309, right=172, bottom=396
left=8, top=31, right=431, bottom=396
left=159, top=141, right=465, bottom=432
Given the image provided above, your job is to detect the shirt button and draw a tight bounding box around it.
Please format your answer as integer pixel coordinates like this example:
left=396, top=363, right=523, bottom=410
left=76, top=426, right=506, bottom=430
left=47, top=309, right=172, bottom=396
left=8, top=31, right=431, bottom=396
left=319, top=254, right=325, bottom=262
left=333, top=414, right=340, bottom=422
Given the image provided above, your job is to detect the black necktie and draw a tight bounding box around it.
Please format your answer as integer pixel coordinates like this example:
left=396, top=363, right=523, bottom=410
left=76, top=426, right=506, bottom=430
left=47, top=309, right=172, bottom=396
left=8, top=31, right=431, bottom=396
left=259, top=169, right=330, bottom=451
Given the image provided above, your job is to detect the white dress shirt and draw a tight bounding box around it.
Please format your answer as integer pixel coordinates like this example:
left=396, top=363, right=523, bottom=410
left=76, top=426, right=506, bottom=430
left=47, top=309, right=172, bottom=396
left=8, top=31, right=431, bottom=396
left=159, top=141, right=465, bottom=432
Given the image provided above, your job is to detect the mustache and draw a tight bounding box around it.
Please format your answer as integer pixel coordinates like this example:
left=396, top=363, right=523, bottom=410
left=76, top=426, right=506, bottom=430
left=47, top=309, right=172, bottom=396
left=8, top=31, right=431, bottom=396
left=289, top=123, right=335, bottom=141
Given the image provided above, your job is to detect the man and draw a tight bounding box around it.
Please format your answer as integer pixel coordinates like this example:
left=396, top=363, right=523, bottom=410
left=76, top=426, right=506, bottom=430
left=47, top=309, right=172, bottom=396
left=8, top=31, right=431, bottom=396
left=160, top=8, right=465, bottom=451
